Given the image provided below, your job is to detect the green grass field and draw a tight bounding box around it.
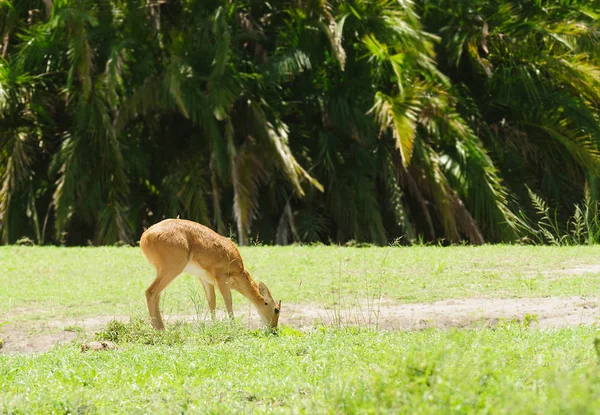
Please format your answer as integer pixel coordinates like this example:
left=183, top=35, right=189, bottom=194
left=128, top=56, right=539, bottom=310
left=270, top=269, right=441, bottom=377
left=1, top=245, right=599, bottom=413
left=2, top=245, right=600, bottom=322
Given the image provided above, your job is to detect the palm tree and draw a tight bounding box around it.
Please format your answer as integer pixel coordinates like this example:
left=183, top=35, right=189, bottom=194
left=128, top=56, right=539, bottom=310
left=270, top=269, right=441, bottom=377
left=0, top=0, right=52, bottom=243
left=419, top=0, right=600, bottom=231
left=269, top=0, right=518, bottom=244
left=1, top=0, right=135, bottom=244
left=115, top=1, right=325, bottom=245
left=1, top=0, right=599, bottom=246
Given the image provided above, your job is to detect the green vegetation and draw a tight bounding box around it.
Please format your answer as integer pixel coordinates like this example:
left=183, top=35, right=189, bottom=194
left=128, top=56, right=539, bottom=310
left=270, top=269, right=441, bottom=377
left=1, top=246, right=599, bottom=413
left=1, top=321, right=598, bottom=414
left=1, top=1, right=599, bottom=246
left=2, top=3, right=600, bottom=407
left=2, top=245, right=599, bottom=323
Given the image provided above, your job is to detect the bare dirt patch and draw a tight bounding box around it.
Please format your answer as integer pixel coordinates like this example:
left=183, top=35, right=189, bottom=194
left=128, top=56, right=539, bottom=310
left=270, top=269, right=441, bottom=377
left=1, top=296, right=597, bottom=354
left=259, top=296, right=598, bottom=331
left=542, top=265, right=600, bottom=276
left=0, top=316, right=120, bottom=354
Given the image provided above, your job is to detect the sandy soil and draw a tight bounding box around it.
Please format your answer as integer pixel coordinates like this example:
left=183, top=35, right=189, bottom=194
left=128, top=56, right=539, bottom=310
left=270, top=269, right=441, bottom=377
left=1, top=296, right=597, bottom=354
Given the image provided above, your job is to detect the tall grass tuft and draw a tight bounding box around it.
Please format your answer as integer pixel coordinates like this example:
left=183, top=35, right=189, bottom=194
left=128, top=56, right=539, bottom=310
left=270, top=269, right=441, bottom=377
left=523, top=186, right=600, bottom=245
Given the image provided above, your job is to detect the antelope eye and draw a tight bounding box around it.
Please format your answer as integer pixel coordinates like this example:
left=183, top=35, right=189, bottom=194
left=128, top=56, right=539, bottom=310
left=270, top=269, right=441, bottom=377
left=264, top=302, right=268, bottom=306
left=274, top=308, right=280, bottom=315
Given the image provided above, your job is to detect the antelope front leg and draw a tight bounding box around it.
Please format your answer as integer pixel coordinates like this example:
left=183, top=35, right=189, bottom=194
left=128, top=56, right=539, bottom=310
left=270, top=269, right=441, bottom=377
left=217, top=278, right=234, bottom=319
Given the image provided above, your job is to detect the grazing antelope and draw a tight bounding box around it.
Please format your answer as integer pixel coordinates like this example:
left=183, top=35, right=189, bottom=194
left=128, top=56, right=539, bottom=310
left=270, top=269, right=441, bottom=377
left=140, top=219, right=281, bottom=330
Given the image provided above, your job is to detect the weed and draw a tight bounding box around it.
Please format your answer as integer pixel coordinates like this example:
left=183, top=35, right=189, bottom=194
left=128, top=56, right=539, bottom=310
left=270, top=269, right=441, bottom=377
left=523, top=313, right=539, bottom=327
left=187, top=284, right=208, bottom=321
left=63, top=325, right=85, bottom=334
left=524, top=186, right=600, bottom=245
left=95, top=316, right=252, bottom=346
left=319, top=249, right=388, bottom=329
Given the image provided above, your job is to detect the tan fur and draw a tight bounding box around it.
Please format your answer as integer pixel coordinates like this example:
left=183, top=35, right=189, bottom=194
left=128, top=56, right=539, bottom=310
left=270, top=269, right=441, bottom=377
left=140, top=219, right=281, bottom=330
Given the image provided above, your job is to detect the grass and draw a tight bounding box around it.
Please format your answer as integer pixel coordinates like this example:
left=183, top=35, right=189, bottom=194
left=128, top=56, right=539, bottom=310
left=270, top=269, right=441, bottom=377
left=1, top=320, right=599, bottom=414
left=1, top=244, right=600, bottom=323
left=0, top=245, right=599, bottom=413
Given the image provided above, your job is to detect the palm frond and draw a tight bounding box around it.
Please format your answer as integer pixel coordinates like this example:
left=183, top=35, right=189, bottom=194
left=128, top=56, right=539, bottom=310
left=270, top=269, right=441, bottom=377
left=51, top=133, right=78, bottom=240
left=249, top=103, right=323, bottom=194
left=210, top=155, right=225, bottom=235
left=96, top=189, right=132, bottom=245
left=0, top=130, right=34, bottom=243
left=276, top=199, right=300, bottom=245
left=266, top=49, right=312, bottom=81
left=230, top=134, right=267, bottom=246
left=295, top=206, right=328, bottom=243
left=383, top=152, right=415, bottom=240
left=51, top=1, right=99, bottom=99
left=412, top=140, right=461, bottom=242
left=525, top=113, right=600, bottom=176
left=161, top=156, right=211, bottom=226
left=114, top=76, right=165, bottom=133
left=370, top=91, right=419, bottom=167
left=104, top=42, right=127, bottom=109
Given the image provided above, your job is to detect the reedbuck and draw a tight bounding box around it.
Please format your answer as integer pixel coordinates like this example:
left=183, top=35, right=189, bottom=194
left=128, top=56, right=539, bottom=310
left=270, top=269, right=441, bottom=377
left=140, top=219, right=281, bottom=330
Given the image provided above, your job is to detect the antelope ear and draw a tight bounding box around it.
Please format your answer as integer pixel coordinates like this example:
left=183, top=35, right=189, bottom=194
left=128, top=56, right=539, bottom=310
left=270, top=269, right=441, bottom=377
left=258, top=282, right=273, bottom=299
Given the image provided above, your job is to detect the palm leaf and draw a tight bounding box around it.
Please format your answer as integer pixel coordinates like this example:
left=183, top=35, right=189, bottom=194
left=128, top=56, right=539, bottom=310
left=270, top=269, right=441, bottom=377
left=249, top=103, right=323, bottom=194
left=0, top=130, right=34, bottom=243
left=370, top=91, right=419, bottom=167
left=228, top=124, right=267, bottom=246
left=276, top=199, right=300, bottom=245
left=383, top=152, right=415, bottom=240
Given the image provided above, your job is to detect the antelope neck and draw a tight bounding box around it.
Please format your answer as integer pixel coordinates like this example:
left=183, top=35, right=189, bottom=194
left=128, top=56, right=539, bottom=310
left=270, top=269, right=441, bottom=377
left=236, top=272, right=265, bottom=307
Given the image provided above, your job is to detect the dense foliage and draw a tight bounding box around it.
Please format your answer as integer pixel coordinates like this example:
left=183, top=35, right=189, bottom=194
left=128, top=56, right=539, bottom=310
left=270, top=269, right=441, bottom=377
left=0, top=0, right=599, bottom=245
